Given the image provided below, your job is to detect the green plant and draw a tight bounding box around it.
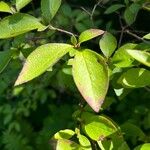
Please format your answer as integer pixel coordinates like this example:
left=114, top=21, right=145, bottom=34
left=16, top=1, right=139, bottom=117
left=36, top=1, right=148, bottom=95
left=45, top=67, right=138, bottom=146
left=0, top=0, right=150, bottom=150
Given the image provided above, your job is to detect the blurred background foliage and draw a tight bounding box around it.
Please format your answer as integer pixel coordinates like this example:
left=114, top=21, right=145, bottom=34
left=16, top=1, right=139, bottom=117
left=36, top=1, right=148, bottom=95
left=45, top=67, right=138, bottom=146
left=0, top=0, right=150, bottom=150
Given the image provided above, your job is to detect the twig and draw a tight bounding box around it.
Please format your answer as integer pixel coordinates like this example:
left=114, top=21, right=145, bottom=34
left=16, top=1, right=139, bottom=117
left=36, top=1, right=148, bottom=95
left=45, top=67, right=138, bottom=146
left=48, top=25, right=78, bottom=37
left=90, top=0, right=102, bottom=20
left=80, top=7, right=91, bottom=16
left=126, top=30, right=147, bottom=42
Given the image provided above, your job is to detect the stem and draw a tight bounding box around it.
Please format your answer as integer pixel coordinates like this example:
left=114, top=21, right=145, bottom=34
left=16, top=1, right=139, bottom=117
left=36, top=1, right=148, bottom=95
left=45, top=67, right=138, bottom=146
left=126, top=30, right=149, bottom=44
left=48, top=25, right=78, bottom=37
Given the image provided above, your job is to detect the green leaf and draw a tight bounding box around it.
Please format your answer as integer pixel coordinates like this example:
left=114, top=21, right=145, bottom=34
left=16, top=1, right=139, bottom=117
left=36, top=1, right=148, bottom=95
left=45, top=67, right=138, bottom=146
left=72, top=49, right=109, bottom=112
left=15, top=43, right=73, bottom=85
left=99, top=32, right=117, bottom=58
left=134, top=143, right=150, bottom=150
left=121, top=122, right=146, bottom=143
left=79, top=29, right=104, bottom=44
left=143, top=33, right=150, bottom=39
left=81, top=112, right=119, bottom=141
left=124, top=3, right=141, bottom=25
left=104, top=4, right=125, bottom=14
left=126, top=50, right=150, bottom=67
left=0, top=51, right=14, bottom=73
left=71, top=35, right=78, bottom=46
left=0, top=13, right=45, bottom=39
left=112, top=43, right=137, bottom=68
left=118, top=68, right=150, bottom=88
left=56, top=139, right=80, bottom=150
left=16, top=0, right=31, bottom=11
left=41, top=0, right=62, bottom=23
left=0, top=1, right=12, bottom=13
left=77, top=134, right=92, bottom=150
left=54, top=129, right=75, bottom=140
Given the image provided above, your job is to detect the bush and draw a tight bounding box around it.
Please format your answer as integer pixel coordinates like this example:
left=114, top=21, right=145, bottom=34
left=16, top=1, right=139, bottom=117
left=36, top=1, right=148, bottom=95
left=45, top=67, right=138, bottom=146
left=0, top=0, right=150, bottom=149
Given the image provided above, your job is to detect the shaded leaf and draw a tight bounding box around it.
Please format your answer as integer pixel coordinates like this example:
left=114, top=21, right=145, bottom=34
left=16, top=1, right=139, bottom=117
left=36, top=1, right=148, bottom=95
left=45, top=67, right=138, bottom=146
left=41, top=0, right=62, bottom=23
left=15, top=43, right=73, bottom=85
left=72, top=49, right=109, bottom=112
left=112, top=43, right=137, bottom=67
left=99, top=32, right=117, bottom=58
left=124, top=3, right=141, bottom=25
left=126, top=50, right=150, bottom=67
left=104, top=4, right=125, bottom=14
left=0, top=1, right=12, bottom=13
left=0, top=13, right=45, bottom=39
left=121, top=122, right=146, bottom=143
left=16, top=0, right=31, bottom=11
left=118, top=68, right=150, bottom=88
left=79, top=29, right=104, bottom=44
left=81, top=112, right=119, bottom=141
left=0, top=51, right=14, bottom=73
left=71, top=35, right=78, bottom=46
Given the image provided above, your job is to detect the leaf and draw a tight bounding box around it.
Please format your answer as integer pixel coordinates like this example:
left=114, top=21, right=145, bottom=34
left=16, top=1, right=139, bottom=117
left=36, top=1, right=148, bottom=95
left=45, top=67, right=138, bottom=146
left=79, top=29, right=104, bottom=44
left=16, top=0, right=31, bottom=11
left=134, top=143, right=150, bottom=150
left=118, top=68, right=150, bottom=88
left=77, top=134, right=92, bottom=150
left=56, top=139, right=80, bottom=150
left=72, top=49, right=109, bottom=112
left=0, top=1, right=12, bottom=13
left=0, top=13, right=45, bottom=39
left=41, top=0, right=62, bottom=23
left=121, top=122, right=146, bottom=143
left=99, top=32, right=117, bottom=58
left=112, top=43, right=137, bottom=68
left=54, top=129, right=75, bottom=140
left=124, top=3, right=141, bottom=25
left=104, top=4, right=125, bottom=14
left=126, top=50, right=150, bottom=67
left=15, top=43, right=73, bottom=86
left=143, top=33, right=150, bottom=39
left=0, top=51, right=14, bottom=73
left=71, top=35, right=77, bottom=46
left=81, top=112, right=119, bottom=141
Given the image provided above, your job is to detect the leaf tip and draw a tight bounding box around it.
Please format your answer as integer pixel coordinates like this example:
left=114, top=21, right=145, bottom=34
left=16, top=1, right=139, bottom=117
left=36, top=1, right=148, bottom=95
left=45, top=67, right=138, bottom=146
left=87, top=98, right=104, bottom=113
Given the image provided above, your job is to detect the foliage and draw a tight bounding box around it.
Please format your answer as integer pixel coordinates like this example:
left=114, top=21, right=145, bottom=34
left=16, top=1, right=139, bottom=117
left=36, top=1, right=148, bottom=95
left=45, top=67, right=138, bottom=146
left=0, top=0, right=150, bottom=150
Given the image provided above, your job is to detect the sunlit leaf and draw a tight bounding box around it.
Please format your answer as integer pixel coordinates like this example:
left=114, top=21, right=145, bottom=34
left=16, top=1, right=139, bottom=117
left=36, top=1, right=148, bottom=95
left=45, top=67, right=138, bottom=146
left=0, top=1, right=12, bottom=13
left=126, top=50, right=150, bottom=67
left=72, top=49, right=109, bottom=112
left=118, top=68, right=150, bottom=88
left=81, top=112, right=119, bottom=141
left=112, top=43, right=137, bottom=67
left=99, top=32, right=117, bottom=58
left=143, top=33, right=150, bottom=39
left=41, top=0, right=62, bottom=23
left=0, top=13, right=45, bottom=39
left=15, top=43, right=73, bottom=85
left=134, top=143, right=150, bottom=150
left=79, top=29, right=104, bottom=44
left=16, top=0, right=31, bottom=11
left=56, top=139, right=80, bottom=150
left=77, top=134, right=92, bottom=150
left=54, top=129, right=75, bottom=140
